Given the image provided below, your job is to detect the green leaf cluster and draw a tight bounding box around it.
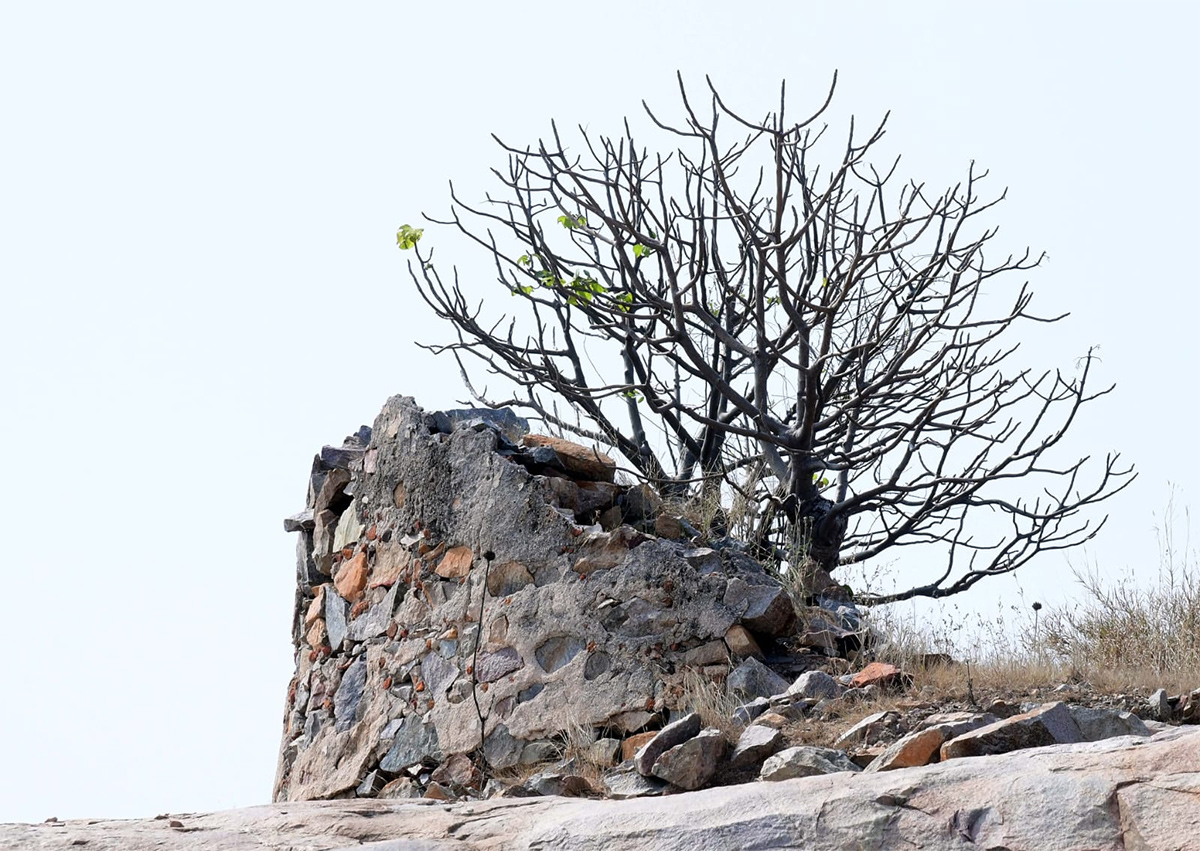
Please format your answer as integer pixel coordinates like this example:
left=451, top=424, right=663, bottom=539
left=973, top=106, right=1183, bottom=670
left=396, top=224, right=424, bottom=250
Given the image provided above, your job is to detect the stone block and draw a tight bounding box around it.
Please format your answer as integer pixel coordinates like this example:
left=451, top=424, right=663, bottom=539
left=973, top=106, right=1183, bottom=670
left=941, top=701, right=1083, bottom=760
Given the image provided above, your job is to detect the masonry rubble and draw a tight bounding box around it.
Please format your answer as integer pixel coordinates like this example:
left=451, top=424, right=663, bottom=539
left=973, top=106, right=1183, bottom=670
left=275, top=395, right=1200, bottom=803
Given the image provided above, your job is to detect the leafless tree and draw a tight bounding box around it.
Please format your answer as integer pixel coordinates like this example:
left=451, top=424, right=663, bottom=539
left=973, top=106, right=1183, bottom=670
left=401, top=74, right=1133, bottom=604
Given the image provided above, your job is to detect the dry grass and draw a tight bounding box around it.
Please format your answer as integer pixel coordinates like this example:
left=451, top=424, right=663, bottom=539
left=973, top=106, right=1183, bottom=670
left=678, top=668, right=743, bottom=741
left=862, top=511, right=1200, bottom=699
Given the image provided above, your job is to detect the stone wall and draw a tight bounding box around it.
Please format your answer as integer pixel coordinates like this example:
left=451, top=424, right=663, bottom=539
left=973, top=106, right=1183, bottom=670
left=273, top=395, right=837, bottom=801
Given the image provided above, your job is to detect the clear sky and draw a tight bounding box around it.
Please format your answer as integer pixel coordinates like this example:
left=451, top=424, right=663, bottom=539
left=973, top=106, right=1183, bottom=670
left=1, top=0, right=1197, bottom=825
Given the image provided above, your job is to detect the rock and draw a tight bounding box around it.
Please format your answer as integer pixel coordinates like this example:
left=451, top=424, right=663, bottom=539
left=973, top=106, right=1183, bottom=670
left=683, top=640, right=728, bottom=667
left=634, top=712, right=702, bottom=776
left=760, top=745, right=860, bottom=781
left=731, top=697, right=770, bottom=726
left=1182, top=688, right=1200, bottom=724
left=304, top=586, right=326, bottom=627
left=1068, top=705, right=1151, bottom=740
left=621, top=731, right=658, bottom=762
left=354, top=770, right=386, bottom=798
left=603, top=765, right=669, bottom=799
left=436, top=407, right=530, bottom=442
left=849, top=662, right=906, bottom=689
left=654, top=515, right=685, bottom=540
left=586, top=737, right=622, bottom=767
left=475, top=647, right=523, bottom=683
left=572, top=526, right=643, bottom=574
left=379, top=715, right=442, bottom=772
left=334, top=552, right=369, bottom=602
left=787, top=670, right=840, bottom=700
left=370, top=543, right=411, bottom=588
left=519, top=741, right=560, bottom=765
left=723, top=625, right=764, bottom=660
left=941, top=701, right=1083, bottom=760
left=347, top=584, right=399, bottom=642
left=723, top=578, right=796, bottom=635
left=1149, top=687, right=1173, bottom=721
left=376, top=777, right=421, bottom=799
left=324, top=588, right=350, bottom=652
left=752, top=712, right=790, bottom=730
left=865, top=713, right=997, bottom=772
left=651, top=728, right=726, bottom=790
left=833, top=710, right=900, bottom=746
left=535, top=636, right=586, bottom=673
left=727, top=657, right=791, bottom=701
left=524, top=771, right=593, bottom=797
left=521, top=434, right=616, bottom=482
left=332, top=504, right=364, bottom=552
left=482, top=725, right=525, bottom=770
left=420, top=652, right=459, bottom=699
left=333, top=657, right=367, bottom=732
left=435, top=546, right=474, bottom=579
left=431, top=753, right=482, bottom=789
left=485, top=560, right=534, bottom=596
left=284, top=510, right=315, bottom=533
left=729, top=724, right=783, bottom=769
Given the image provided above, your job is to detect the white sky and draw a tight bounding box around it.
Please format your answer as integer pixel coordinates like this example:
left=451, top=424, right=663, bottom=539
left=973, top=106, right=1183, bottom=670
left=1, top=0, right=1197, bottom=825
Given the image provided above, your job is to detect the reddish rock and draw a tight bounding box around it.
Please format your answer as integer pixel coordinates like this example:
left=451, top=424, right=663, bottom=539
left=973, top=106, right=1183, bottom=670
left=435, top=546, right=474, bottom=579
left=371, top=544, right=411, bottom=588
left=304, top=586, right=326, bottom=627
left=334, top=552, right=369, bottom=602
left=305, top=618, right=328, bottom=649
left=621, top=732, right=658, bottom=762
left=850, top=662, right=906, bottom=689
left=522, top=434, right=616, bottom=482
left=724, top=625, right=765, bottom=660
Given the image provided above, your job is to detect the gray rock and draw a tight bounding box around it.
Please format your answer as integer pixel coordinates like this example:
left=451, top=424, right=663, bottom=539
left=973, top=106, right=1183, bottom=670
left=865, top=713, right=998, bottom=772
left=723, top=577, right=796, bottom=636
left=324, top=590, right=350, bottom=652
left=284, top=509, right=315, bottom=533
left=729, top=723, right=783, bottom=769
left=1069, top=705, right=1151, bottom=740
left=1149, top=688, right=1173, bottom=721
left=732, top=697, right=771, bottom=726
left=787, top=670, right=841, bottom=700
left=523, top=771, right=592, bottom=798
left=651, top=728, right=726, bottom=790
left=535, top=636, right=586, bottom=673
left=379, top=716, right=442, bottom=772
left=941, top=701, right=1083, bottom=760
left=420, top=652, right=459, bottom=699
left=333, top=657, right=368, bottom=732
left=603, top=765, right=669, bottom=799
left=519, top=741, right=560, bottom=765
left=727, top=657, right=790, bottom=701
left=833, top=710, right=900, bottom=746
left=320, top=444, right=365, bottom=470
left=434, top=407, right=530, bottom=442
left=482, top=725, right=525, bottom=770
left=634, top=712, right=702, bottom=776
left=476, top=647, right=523, bottom=684
left=347, top=584, right=399, bottom=642
left=760, top=745, right=860, bottom=781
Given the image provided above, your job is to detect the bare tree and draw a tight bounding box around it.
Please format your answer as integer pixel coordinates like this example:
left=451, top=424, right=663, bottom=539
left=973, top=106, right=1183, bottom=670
left=400, top=74, right=1133, bottom=604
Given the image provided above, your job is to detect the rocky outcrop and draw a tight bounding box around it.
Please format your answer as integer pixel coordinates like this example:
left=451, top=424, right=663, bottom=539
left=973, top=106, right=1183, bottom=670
left=8, top=727, right=1199, bottom=850
left=274, top=396, right=835, bottom=802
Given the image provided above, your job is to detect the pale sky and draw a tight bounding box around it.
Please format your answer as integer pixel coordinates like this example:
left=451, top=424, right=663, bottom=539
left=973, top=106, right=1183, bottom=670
left=1, top=0, right=1197, bottom=825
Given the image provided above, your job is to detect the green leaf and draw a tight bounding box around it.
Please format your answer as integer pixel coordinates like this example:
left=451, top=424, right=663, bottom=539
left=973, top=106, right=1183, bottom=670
left=517, top=254, right=532, bottom=267
left=557, top=214, right=587, bottom=230
left=396, top=224, right=424, bottom=250
left=632, top=243, right=652, bottom=258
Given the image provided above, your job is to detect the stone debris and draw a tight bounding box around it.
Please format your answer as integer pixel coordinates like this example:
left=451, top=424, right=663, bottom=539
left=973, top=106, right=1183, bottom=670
left=650, top=728, right=727, bottom=790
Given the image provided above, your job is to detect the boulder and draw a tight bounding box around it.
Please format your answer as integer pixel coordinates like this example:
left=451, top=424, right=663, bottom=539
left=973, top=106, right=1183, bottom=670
left=941, top=701, right=1082, bottom=760
left=760, top=746, right=860, bottom=781
left=727, top=658, right=790, bottom=701
left=651, top=728, right=727, bottom=790
left=634, top=712, right=701, bottom=776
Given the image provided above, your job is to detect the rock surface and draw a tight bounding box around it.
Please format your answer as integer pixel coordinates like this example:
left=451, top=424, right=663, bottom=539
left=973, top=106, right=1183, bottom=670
left=8, top=728, right=1197, bottom=851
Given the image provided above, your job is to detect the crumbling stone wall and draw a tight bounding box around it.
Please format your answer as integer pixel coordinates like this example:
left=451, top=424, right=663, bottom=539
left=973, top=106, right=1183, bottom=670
left=274, top=395, right=829, bottom=801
